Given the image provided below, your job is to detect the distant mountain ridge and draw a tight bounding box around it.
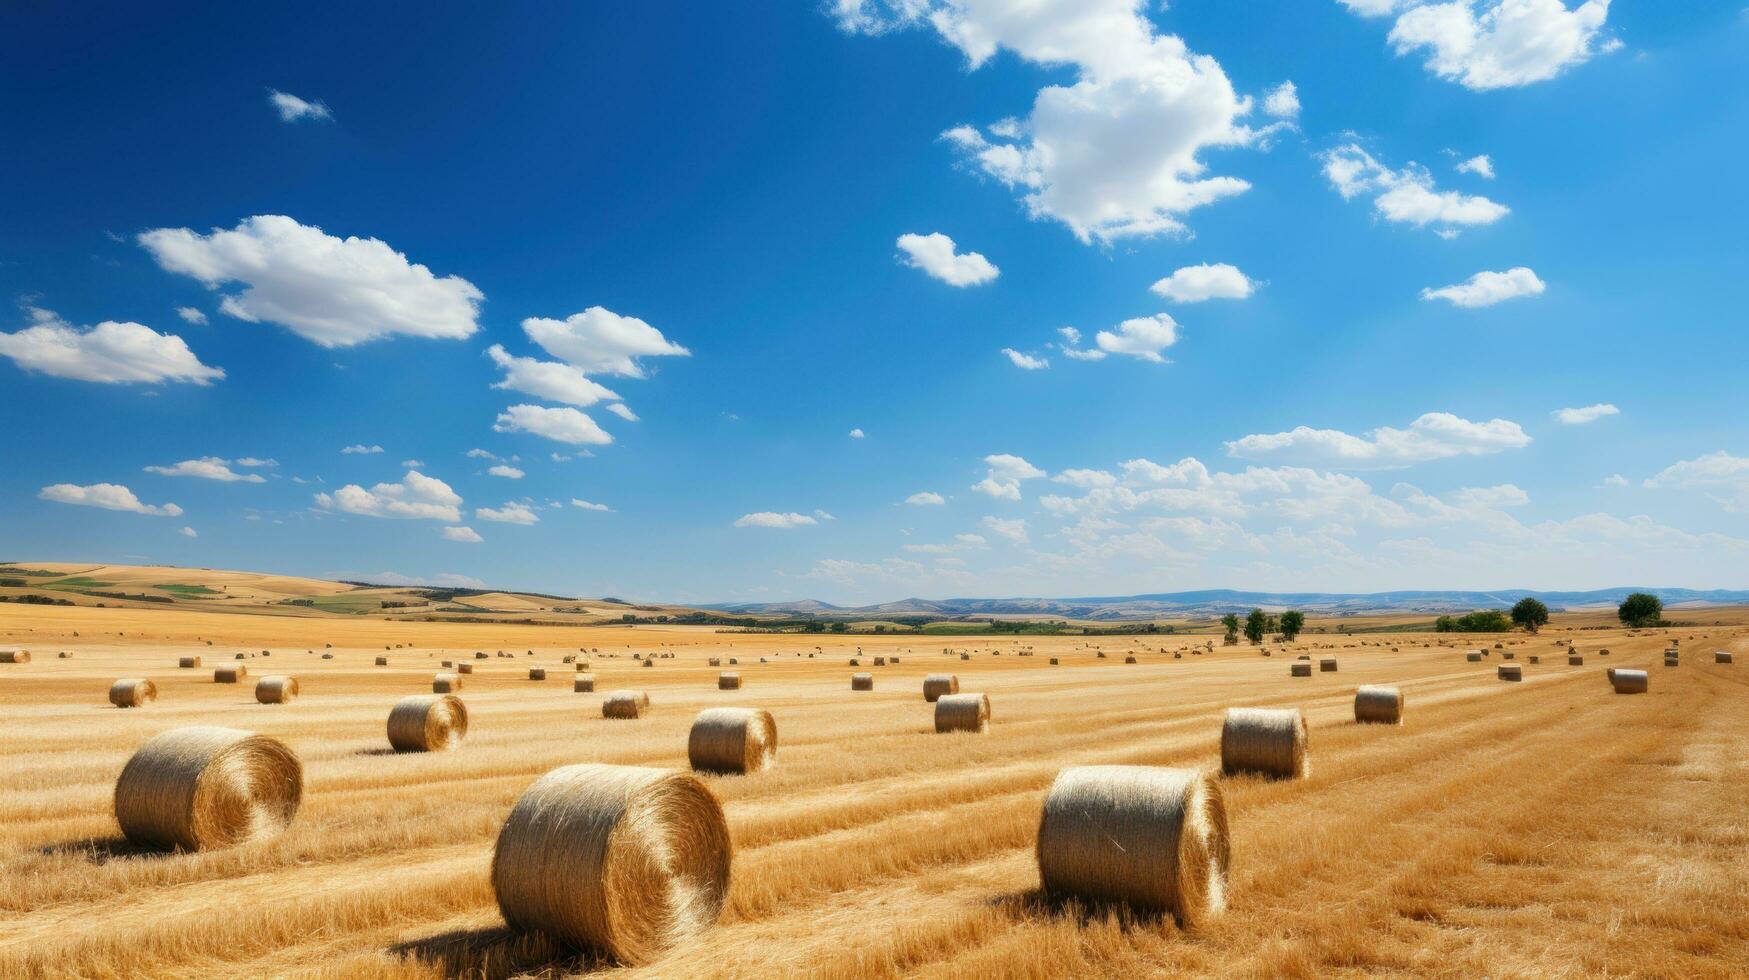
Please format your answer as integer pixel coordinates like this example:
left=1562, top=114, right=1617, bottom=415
left=700, top=587, right=1749, bottom=621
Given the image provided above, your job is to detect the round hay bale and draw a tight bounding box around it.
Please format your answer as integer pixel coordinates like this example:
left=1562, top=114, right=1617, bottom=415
left=851, top=673, right=874, bottom=691
left=58, top=650, right=73, bottom=659
left=1568, top=655, right=1584, bottom=666
left=0, top=650, right=31, bottom=664
left=475, top=651, right=489, bottom=660
left=922, top=674, right=960, bottom=702
left=1353, top=685, right=1403, bottom=725
left=214, top=665, right=246, bottom=683
left=1502, top=652, right=1515, bottom=660
left=959, top=653, right=970, bottom=661
left=491, top=764, right=730, bottom=964
left=1290, top=662, right=1312, bottom=677
left=1610, top=668, right=1648, bottom=694
left=433, top=672, right=461, bottom=693
left=1124, top=655, right=1138, bottom=664
left=529, top=668, right=547, bottom=681
left=848, top=658, right=860, bottom=667
left=1497, top=664, right=1522, bottom=682
left=934, top=692, right=990, bottom=733
left=109, top=678, right=157, bottom=708
left=114, top=726, right=301, bottom=851
left=1036, top=765, right=1229, bottom=926
left=1599, top=648, right=1611, bottom=656
left=717, top=671, right=742, bottom=690
left=387, top=694, right=469, bottom=751
left=688, top=707, right=776, bottom=774
left=235, top=652, right=248, bottom=660
left=642, top=659, right=653, bottom=668
left=603, top=691, right=648, bottom=719
left=178, top=656, right=202, bottom=669
left=457, top=663, right=475, bottom=675
left=574, top=674, right=596, bottom=693
left=1220, top=707, right=1308, bottom=779
left=1716, top=651, right=1734, bottom=664
left=1465, top=652, right=1483, bottom=663
left=1319, top=658, right=1337, bottom=672
left=873, top=656, right=887, bottom=666
left=254, top=676, right=300, bottom=703
left=375, top=656, right=389, bottom=666
left=320, top=653, right=333, bottom=660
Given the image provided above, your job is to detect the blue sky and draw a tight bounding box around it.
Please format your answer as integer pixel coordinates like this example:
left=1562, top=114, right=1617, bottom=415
left=3, top=1, right=1747, bottom=604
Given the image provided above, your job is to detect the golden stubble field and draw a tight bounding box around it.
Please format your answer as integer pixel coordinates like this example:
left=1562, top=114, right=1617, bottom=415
left=3, top=603, right=1748, bottom=978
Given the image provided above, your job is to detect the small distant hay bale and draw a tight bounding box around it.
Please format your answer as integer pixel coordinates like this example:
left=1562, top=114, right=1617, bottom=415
left=375, top=656, right=389, bottom=666
left=848, top=658, right=860, bottom=667
left=1568, top=655, right=1584, bottom=666
left=1610, top=668, right=1648, bottom=694
left=1529, top=655, right=1541, bottom=665
left=718, top=671, right=742, bottom=690
left=603, top=690, right=649, bottom=718
left=0, top=650, right=30, bottom=664
left=1174, top=652, right=1183, bottom=659
left=576, top=661, right=591, bottom=671
left=1220, top=708, right=1308, bottom=780
left=1599, top=648, right=1611, bottom=656
left=320, top=653, right=333, bottom=660
left=1036, top=766, right=1229, bottom=927
left=1717, top=651, right=1734, bottom=664
left=890, top=656, right=900, bottom=664
left=58, top=650, right=73, bottom=659
left=935, top=692, right=990, bottom=733
left=689, top=707, right=776, bottom=774
left=178, top=656, right=202, bottom=669
left=254, top=676, right=299, bottom=703
left=923, top=673, right=959, bottom=702
left=1497, top=664, right=1522, bottom=682
left=1663, top=654, right=1680, bottom=668
left=109, top=678, right=158, bottom=708
left=1125, top=655, right=1138, bottom=664
left=574, top=674, right=596, bottom=693
left=1353, top=685, right=1403, bottom=725
left=491, top=764, right=730, bottom=965
left=642, top=659, right=653, bottom=668
left=730, top=657, right=740, bottom=665
left=1465, top=651, right=1483, bottom=663
left=959, top=653, right=970, bottom=661
left=388, top=694, right=469, bottom=752
left=873, top=656, right=887, bottom=666
left=214, top=665, right=246, bottom=683
left=476, top=651, right=489, bottom=660
left=851, top=673, right=874, bottom=691
left=457, top=663, right=475, bottom=674
left=433, top=672, right=462, bottom=693
left=529, top=668, right=547, bottom=681
left=562, top=655, right=576, bottom=664
left=1319, top=658, right=1337, bottom=673
left=1290, top=662, right=1311, bottom=677
left=114, top=726, right=301, bottom=851
left=1049, top=657, right=1060, bottom=665
left=708, top=657, right=721, bottom=667
left=1502, top=652, right=1515, bottom=660
left=235, top=652, right=248, bottom=660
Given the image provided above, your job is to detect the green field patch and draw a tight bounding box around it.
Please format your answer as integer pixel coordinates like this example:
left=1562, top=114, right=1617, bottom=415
left=155, top=583, right=224, bottom=596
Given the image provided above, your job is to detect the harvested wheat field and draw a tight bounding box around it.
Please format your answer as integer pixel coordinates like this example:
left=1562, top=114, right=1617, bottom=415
left=3, top=603, right=1749, bottom=978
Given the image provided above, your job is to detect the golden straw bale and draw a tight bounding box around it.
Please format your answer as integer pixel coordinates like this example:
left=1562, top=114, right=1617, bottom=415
left=457, top=663, right=475, bottom=674
left=874, top=656, right=887, bottom=666
left=1049, top=657, right=1060, bottom=665
left=1290, top=662, right=1311, bottom=677
left=1353, top=685, right=1403, bottom=724
left=1465, top=652, right=1483, bottom=663
left=1125, top=655, right=1138, bottom=664
left=529, top=668, right=547, bottom=681
left=254, top=676, right=299, bottom=703
left=491, top=764, right=730, bottom=965
left=114, top=726, right=301, bottom=851
left=708, top=658, right=721, bottom=667
left=688, top=707, right=776, bottom=774
left=387, top=694, right=468, bottom=752
left=1717, top=651, right=1734, bottom=664
left=375, top=656, right=389, bottom=666
left=1036, top=766, right=1229, bottom=927
left=1319, top=658, right=1337, bottom=672
left=1610, top=668, right=1649, bottom=694
left=851, top=673, right=874, bottom=691
left=934, top=692, right=990, bottom=733
left=433, top=672, right=461, bottom=693
left=575, top=674, right=596, bottom=693
left=1529, top=655, right=1541, bottom=664
left=214, top=665, right=246, bottom=683
left=603, top=690, right=648, bottom=718
left=1568, top=655, right=1583, bottom=666
left=1498, top=664, right=1522, bottom=682
left=178, top=656, right=202, bottom=669
left=922, top=674, right=960, bottom=702
left=0, top=649, right=30, bottom=664
left=1220, top=707, right=1308, bottom=779
left=109, top=678, right=157, bottom=708
left=717, top=671, right=742, bottom=690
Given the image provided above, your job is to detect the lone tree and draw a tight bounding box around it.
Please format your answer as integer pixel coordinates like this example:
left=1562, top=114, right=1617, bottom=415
left=1221, top=613, right=1240, bottom=643
left=1279, top=610, right=1305, bottom=641
left=1618, top=592, right=1663, bottom=628
left=1510, top=597, right=1550, bottom=633
left=1243, top=608, right=1269, bottom=644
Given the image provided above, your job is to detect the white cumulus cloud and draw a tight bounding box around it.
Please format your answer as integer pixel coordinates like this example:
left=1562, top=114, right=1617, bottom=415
left=572, top=498, right=612, bottom=512
left=268, top=89, right=332, bottom=122
left=1150, top=263, right=1255, bottom=302
left=315, top=471, right=462, bottom=522
left=605, top=403, right=639, bottom=422
left=1322, top=144, right=1508, bottom=235
left=144, top=457, right=266, bottom=483
left=1226, top=412, right=1531, bottom=469
left=1001, top=348, right=1049, bottom=370
left=521, top=307, right=689, bottom=378
left=138, top=215, right=483, bottom=347
left=1421, top=267, right=1545, bottom=307
left=342, top=444, right=384, bottom=454
left=441, top=525, right=483, bottom=543
left=905, top=491, right=947, bottom=506
left=734, top=511, right=819, bottom=528
left=0, top=308, right=223, bottom=385
left=896, top=232, right=1000, bottom=286
left=1263, top=81, right=1301, bottom=119
left=179, top=526, right=198, bottom=537
left=177, top=306, right=208, bottom=325
left=1456, top=153, right=1495, bottom=178
left=974, top=453, right=1045, bottom=500
left=486, top=344, right=621, bottom=407
left=39, top=482, right=182, bottom=517
left=1643, top=452, right=1749, bottom=512
left=476, top=501, right=540, bottom=525
left=1096, top=314, right=1178, bottom=362
left=982, top=515, right=1030, bottom=544
left=1378, top=0, right=1615, bottom=91
left=493, top=404, right=613, bottom=446
left=487, top=465, right=524, bottom=479
left=849, top=428, right=866, bottom=439
left=1552, top=403, right=1618, bottom=425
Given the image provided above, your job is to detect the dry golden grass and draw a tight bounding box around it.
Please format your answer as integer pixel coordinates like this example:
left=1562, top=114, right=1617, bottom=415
left=2, top=603, right=1748, bottom=977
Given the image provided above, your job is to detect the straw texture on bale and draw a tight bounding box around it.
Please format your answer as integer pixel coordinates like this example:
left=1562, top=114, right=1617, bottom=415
left=387, top=694, right=469, bottom=752
left=575, top=674, right=596, bottom=693
left=254, top=675, right=300, bottom=704
left=1353, top=685, right=1403, bottom=725
left=1718, top=651, right=1734, bottom=664
left=113, top=726, right=302, bottom=851
left=178, top=656, right=202, bottom=669
left=1498, top=664, right=1523, bottom=682
left=1036, top=766, right=1229, bottom=927
left=1220, top=707, right=1309, bottom=779
left=850, top=673, right=874, bottom=691
left=1320, top=658, right=1338, bottom=672
left=923, top=673, right=960, bottom=702
left=0, top=650, right=30, bottom=663
left=717, top=672, right=742, bottom=690
left=491, top=764, right=731, bottom=965
left=688, top=707, right=776, bottom=774
left=1290, top=662, right=1311, bottom=677
left=433, top=672, right=461, bottom=693
left=603, top=691, right=648, bottom=718
left=934, top=692, right=991, bottom=734
left=214, top=665, right=246, bottom=683
left=529, top=668, right=547, bottom=680
left=1610, top=668, right=1649, bottom=694
left=109, top=678, right=158, bottom=708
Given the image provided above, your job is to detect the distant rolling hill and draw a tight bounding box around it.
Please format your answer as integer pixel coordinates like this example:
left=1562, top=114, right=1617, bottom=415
left=701, top=587, right=1749, bottom=621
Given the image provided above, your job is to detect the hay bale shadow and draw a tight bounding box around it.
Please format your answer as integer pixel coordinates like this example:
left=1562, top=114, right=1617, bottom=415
left=987, top=887, right=1176, bottom=933
left=38, top=835, right=164, bottom=864
left=353, top=747, right=401, bottom=756
left=388, top=925, right=610, bottom=980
